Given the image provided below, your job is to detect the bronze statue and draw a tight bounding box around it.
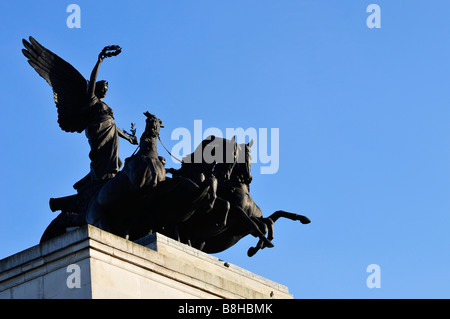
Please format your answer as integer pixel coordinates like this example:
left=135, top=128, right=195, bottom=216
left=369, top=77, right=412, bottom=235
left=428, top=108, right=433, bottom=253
left=23, top=37, right=310, bottom=257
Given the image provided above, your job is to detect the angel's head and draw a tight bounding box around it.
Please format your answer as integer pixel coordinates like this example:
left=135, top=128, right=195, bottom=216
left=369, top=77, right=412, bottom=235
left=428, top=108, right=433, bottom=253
left=95, top=80, right=108, bottom=99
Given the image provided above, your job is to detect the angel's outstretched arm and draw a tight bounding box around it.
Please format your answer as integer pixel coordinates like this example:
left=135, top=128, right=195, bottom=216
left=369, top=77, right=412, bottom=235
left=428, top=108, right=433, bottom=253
left=117, top=127, right=138, bottom=145
left=87, top=53, right=105, bottom=99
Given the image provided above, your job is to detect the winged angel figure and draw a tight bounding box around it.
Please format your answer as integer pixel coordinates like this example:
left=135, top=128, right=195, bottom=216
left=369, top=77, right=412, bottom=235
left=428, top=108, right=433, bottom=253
left=22, top=37, right=138, bottom=194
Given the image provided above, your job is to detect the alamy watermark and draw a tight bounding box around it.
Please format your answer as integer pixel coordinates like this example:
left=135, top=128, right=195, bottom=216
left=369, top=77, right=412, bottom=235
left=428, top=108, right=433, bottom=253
left=66, top=4, right=81, bottom=28
left=366, top=264, right=381, bottom=288
left=169, top=120, right=280, bottom=175
left=366, top=4, right=381, bottom=29
left=66, top=4, right=381, bottom=30
left=66, top=264, right=81, bottom=289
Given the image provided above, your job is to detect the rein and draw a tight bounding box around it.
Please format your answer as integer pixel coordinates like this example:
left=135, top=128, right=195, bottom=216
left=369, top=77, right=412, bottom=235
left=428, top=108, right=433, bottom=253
left=158, top=135, right=183, bottom=163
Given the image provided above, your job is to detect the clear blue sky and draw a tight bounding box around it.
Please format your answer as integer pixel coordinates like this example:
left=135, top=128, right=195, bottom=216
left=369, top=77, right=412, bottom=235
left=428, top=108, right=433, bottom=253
left=1, top=1, right=449, bottom=298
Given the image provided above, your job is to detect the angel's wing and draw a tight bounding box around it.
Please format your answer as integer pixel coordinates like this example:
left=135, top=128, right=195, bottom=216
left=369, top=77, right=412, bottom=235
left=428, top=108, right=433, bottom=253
left=22, top=36, right=89, bottom=133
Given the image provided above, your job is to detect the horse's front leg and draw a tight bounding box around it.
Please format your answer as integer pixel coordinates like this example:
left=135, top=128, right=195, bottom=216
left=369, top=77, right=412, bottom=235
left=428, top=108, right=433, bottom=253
left=247, top=239, right=264, bottom=257
left=247, top=217, right=275, bottom=257
left=269, top=210, right=311, bottom=224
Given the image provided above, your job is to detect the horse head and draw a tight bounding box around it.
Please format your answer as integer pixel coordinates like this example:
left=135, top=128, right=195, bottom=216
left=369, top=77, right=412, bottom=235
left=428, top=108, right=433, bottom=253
left=142, top=111, right=164, bottom=138
left=229, top=139, right=253, bottom=185
left=136, top=111, right=164, bottom=157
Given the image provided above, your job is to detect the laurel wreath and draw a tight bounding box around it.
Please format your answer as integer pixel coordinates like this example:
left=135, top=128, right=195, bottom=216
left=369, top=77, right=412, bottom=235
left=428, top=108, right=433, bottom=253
left=100, top=45, right=122, bottom=59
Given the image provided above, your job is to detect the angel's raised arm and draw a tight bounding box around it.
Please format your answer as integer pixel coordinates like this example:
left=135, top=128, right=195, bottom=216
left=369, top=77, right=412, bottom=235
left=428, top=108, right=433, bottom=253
left=87, top=46, right=121, bottom=99
left=87, top=52, right=105, bottom=99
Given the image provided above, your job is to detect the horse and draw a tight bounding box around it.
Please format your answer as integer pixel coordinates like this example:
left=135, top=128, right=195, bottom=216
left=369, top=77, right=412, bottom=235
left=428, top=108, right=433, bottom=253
left=176, top=138, right=311, bottom=256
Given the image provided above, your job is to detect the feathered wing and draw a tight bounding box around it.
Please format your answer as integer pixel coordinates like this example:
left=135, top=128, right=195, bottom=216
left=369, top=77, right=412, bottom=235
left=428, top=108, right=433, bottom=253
left=22, top=36, right=89, bottom=133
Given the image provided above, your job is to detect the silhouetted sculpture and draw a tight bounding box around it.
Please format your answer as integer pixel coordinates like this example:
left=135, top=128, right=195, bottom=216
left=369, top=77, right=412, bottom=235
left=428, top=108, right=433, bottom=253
left=23, top=36, right=310, bottom=257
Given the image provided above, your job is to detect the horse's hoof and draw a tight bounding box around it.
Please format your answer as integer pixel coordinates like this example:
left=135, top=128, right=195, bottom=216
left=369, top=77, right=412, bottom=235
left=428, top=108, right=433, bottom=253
left=298, top=215, right=311, bottom=224
left=264, top=239, right=274, bottom=248
left=247, top=247, right=258, bottom=257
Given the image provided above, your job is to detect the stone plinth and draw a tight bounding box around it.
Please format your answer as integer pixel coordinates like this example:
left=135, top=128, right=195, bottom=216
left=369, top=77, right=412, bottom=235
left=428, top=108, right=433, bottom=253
left=0, top=225, right=292, bottom=299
